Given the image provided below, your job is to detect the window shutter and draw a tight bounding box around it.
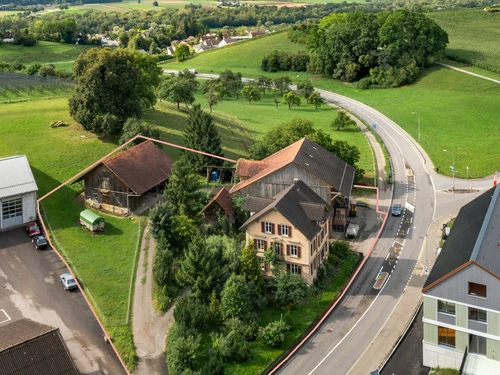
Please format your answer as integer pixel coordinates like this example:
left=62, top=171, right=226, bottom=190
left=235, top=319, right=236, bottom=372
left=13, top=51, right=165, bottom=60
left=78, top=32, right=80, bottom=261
left=278, top=225, right=282, bottom=235
left=261, top=222, right=265, bottom=233
left=272, top=223, right=275, bottom=234
left=264, top=262, right=267, bottom=271
left=298, top=266, right=302, bottom=275
left=286, top=245, right=290, bottom=256
left=264, top=241, right=268, bottom=250
left=253, top=239, right=257, bottom=249
left=298, top=246, right=301, bottom=258
left=289, top=227, right=293, bottom=237
left=287, top=263, right=290, bottom=273
left=280, top=243, right=283, bottom=255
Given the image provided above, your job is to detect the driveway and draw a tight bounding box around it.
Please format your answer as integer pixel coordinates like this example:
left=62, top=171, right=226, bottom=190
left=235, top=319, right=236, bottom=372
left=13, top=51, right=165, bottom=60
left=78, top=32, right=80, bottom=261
left=0, top=227, right=126, bottom=375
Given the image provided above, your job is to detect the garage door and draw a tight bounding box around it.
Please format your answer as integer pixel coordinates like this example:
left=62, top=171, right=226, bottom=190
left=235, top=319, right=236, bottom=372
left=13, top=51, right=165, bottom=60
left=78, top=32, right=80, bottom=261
left=2, top=197, right=23, bottom=229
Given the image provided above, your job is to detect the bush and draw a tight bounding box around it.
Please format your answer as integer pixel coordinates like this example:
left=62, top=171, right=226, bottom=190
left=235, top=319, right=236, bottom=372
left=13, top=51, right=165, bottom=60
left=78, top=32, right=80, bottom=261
left=167, top=324, right=201, bottom=375
left=275, top=272, right=309, bottom=309
left=212, top=328, right=251, bottom=362
left=25, top=62, right=41, bottom=75
left=261, top=50, right=309, bottom=72
left=259, top=319, right=289, bottom=347
left=282, top=310, right=295, bottom=331
left=153, top=0, right=159, bottom=5
left=201, top=354, right=225, bottom=375
left=354, top=77, right=373, bottom=90
left=174, top=295, right=211, bottom=331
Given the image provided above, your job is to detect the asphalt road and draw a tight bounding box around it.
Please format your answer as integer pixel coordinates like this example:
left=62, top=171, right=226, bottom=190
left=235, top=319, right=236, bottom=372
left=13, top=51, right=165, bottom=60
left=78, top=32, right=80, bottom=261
left=164, top=70, right=493, bottom=374
left=0, top=227, right=126, bottom=375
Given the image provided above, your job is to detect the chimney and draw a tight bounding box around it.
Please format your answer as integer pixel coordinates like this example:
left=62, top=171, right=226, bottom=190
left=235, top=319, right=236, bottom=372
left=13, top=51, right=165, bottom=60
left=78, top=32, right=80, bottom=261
left=293, top=178, right=299, bottom=185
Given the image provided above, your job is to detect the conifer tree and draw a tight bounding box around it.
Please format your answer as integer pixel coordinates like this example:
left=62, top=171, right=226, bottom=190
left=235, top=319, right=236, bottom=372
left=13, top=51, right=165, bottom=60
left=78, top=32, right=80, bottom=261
left=182, top=104, right=224, bottom=172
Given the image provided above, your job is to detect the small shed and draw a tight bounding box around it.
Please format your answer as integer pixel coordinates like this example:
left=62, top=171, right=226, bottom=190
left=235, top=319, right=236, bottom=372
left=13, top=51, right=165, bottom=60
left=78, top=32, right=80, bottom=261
left=80, top=209, right=105, bottom=232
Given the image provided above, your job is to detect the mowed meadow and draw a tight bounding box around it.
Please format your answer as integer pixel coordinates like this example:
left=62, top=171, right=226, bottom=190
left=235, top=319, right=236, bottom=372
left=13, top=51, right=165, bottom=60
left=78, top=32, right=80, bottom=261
left=167, top=31, right=500, bottom=178
left=428, top=9, right=500, bottom=73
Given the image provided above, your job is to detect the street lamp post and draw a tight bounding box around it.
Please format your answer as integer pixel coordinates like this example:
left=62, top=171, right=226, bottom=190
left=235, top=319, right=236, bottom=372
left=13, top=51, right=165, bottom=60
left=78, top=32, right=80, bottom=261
left=443, top=149, right=455, bottom=191
left=412, top=112, right=421, bottom=143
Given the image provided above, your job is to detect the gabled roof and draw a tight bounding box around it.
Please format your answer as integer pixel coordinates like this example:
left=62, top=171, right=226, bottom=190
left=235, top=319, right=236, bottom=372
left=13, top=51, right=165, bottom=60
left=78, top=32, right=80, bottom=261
left=0, top=318, right=78, bottom=375
left=0, top=155, right=38, bottom=199
left=230, top=138, right=355, bottom=197
left=240, top=180, right=332, bottom=241
left=100, top=140, right=174, bottom=196
left=424, top=186, right=500, bottom=292
left=202, top=186, right=234, bottom=217
left=244, top=196, right=274, bottom=213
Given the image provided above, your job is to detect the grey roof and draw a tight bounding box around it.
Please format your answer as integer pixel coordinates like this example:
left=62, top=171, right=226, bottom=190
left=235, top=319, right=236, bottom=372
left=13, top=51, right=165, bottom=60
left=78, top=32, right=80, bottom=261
left=0, top=155, right=38, bottom=199
left=300, top=202, right=329, bottom=221
left=0, top=318, right=78, bottom=375
left=424, top=186, right=499, bottom=289
left=241, top=180, right=333, bottom=241
left=244, top=196, right=274, bottom=213
left=292, top=138, right=355, bottom=198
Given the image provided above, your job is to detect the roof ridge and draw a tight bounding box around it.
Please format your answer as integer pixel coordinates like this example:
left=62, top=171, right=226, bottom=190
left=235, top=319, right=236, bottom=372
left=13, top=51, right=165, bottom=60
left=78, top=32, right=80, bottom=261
left=471, top=186, right=500, bottom=262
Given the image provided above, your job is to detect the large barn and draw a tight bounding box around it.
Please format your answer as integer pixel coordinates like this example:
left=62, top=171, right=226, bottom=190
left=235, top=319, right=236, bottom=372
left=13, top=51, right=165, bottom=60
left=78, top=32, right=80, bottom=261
left=0, top=155, right=38, bottom=231
left=83, top=140, right=174, bottom=214
left=230, top=138, right=355, bottom=205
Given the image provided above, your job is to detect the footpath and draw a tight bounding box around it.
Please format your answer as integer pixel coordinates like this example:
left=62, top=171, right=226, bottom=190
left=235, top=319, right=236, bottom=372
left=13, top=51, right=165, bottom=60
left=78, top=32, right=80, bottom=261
left=132, top=225, right=174, bottom=375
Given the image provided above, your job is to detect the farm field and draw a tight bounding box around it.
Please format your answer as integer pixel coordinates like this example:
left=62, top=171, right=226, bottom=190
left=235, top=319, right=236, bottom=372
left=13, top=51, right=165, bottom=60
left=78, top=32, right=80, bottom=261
left=427, top=9, right=500, bottom=73
left=166, top=32, right=500, bottom=178
left=0, top=41, right=90, bottom=64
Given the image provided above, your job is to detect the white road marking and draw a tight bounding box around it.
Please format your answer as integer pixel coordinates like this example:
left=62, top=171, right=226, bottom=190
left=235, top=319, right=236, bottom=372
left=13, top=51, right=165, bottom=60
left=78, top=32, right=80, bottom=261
left=0, top=309, right=11, bottom=324
left=308, top=275, right=392, bottom=375
left=375, top=266, right=383, bottom=281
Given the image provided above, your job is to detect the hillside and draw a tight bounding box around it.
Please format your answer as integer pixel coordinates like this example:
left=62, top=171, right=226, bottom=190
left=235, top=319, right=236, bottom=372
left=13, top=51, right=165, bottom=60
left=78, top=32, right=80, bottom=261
left=427, top=9, right=500, bottom=73
left=0, top=41, right=91, bottom=64
left=161, top=31, right=308, bottom=77
left=166, top=31, right=500, bottom=178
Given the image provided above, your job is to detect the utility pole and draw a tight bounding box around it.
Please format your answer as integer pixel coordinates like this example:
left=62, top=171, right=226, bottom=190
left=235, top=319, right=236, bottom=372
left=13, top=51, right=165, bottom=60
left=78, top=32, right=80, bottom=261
left=443, top=149, right=455, bottom=191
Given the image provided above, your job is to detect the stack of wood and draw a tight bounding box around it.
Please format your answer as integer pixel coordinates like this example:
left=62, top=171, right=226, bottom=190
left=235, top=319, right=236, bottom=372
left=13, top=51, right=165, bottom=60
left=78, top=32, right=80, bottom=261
left=50, top=120, right=69, bottom=128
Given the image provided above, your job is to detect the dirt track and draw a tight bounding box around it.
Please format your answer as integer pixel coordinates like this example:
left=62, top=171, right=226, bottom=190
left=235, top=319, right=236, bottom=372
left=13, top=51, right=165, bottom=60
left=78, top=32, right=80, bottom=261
left=132, top=225, right=174, bottom=375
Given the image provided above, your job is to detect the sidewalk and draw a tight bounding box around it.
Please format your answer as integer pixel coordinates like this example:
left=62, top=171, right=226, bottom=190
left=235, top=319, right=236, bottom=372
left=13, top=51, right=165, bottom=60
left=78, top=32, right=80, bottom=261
left=347, top=210, right=460, bottom=374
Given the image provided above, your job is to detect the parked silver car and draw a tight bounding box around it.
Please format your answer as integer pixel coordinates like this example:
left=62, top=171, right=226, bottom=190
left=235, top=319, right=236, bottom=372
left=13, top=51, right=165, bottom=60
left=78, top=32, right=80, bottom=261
left=60, top=273, right=77, bottom=291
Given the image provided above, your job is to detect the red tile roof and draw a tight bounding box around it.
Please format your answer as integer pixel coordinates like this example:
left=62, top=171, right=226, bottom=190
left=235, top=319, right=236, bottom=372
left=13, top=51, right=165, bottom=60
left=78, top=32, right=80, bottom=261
left=230, top=138, right=355, bottom=197
left=202, top=186, right=234, bottom=217
left=103, top=140, right=174, bottom=195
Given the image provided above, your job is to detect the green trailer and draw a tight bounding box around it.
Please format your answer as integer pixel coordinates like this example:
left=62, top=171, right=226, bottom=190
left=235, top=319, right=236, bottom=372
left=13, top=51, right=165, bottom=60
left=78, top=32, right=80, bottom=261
left=80, top=209, right=105, bottom=232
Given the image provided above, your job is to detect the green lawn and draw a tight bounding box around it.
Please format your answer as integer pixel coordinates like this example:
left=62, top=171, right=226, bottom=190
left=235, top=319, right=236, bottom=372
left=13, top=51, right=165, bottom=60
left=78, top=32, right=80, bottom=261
left=427, top=9, right=500, bottom=73
left=0, top=11, right=21, bottom=17
left=0, top=41, right=90, bottom=64
left=165, top=32, right=500, bottom=178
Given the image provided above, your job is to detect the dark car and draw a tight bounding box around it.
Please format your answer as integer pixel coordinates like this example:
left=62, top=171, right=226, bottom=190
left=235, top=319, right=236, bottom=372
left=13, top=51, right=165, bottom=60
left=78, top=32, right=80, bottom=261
left=32, top=235, right=48, bottom=250
left=391, top=204, right=402, bottom=217
left=26, top=221, right=41, bottom=237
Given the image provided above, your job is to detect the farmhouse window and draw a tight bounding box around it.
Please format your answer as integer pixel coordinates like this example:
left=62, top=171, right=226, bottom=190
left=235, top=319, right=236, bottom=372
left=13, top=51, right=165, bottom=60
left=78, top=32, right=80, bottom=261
left=469, top=282, right=487, bottom=298
left=279, top=225, right=289, bottom=237
left=254, top=239, right=266, bottom=251
left=262, top=222, right=274, bottom=234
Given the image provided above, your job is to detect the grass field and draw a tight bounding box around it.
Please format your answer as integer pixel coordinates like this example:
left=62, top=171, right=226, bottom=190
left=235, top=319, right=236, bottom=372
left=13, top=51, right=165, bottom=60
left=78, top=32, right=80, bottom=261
left=427, top=9, right=500, bottom=73
left=0, top=41, right=90, bottom=64
left=0, top=11, right=21, bottom=17
left=166, top=32, right=500, bottom=178
left=161, top=31, right=307, bottom=77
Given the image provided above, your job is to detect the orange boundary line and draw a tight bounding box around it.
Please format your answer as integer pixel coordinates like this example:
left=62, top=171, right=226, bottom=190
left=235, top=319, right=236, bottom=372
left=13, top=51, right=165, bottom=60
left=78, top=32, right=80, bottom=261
left=268, top=184, right=389, bottom=374
left=37, top=136, right=237, bottom=374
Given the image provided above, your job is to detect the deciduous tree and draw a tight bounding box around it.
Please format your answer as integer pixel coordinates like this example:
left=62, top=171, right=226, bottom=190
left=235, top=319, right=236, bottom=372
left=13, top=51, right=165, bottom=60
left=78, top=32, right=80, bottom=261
left=69, top=48, right=159, bottom=135
left=283, top=91, right=301, bottom=110
left=174, top=43, right=190, bottom=62
left=240, top=85, right=261, bottom=104
left=331, top=110, right=356, bottom=131
left=119, top=118, right=160, bottom=146
left=307, top=91, right=323, bottom=109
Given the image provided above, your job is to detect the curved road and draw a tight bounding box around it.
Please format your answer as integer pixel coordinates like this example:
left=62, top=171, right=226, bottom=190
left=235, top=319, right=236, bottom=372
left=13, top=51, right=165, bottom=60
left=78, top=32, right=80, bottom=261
left=164, top=70, right=494, bottom=374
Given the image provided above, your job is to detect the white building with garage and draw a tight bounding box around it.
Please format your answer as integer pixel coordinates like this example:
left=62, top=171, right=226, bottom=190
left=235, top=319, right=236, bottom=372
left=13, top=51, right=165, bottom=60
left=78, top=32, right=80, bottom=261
left=0, top=155, right=38, bottom=230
